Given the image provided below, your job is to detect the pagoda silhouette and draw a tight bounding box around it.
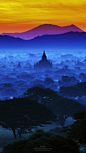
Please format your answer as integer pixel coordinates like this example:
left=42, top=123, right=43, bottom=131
left=34, top=51, right=52, bottom=69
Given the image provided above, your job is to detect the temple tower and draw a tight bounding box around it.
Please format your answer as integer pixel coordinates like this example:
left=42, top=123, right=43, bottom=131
left=42, top=51, right=47, bottom=60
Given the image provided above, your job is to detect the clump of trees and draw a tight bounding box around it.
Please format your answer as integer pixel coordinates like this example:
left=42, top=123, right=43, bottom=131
left=24, top=87, right=86, bottom=125
left=44, top=77, right=54, bottom=85
left=63, top=110, right=86, bottom=145
left=59, top=82, right=86, bottom=97
left=0, top=86, right=86, bottom=149
left=0, top=97, right=56, bottom=139
left=1, top=129, right=80, bottom=153
left=58, top=75, right=79, bottom=87
left=24, top=86, right=59, bottom=104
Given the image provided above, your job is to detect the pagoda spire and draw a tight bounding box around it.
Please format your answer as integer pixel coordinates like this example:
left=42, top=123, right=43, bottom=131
left=42, top=50, right=47, bottom=60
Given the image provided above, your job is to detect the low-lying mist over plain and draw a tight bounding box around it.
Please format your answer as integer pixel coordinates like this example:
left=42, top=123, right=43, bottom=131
left=0, top=49, right=86, bottom=106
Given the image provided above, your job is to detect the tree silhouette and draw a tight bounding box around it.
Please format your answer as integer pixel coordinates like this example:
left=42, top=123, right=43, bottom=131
left=0, top=97, right=56, bottom=139
left=59, top=82, right=86, bottom=97
left=63, top=110, right=86, bottom=144
left=24, top=87, right=86, bottom=125
left=1, top=129, right=79, bottom=153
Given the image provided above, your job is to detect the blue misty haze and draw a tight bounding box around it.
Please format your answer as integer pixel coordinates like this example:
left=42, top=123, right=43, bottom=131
left=0, top=49, right=86, bottom=107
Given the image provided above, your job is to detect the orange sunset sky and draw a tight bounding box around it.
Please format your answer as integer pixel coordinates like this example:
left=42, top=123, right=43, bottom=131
left=0, top=0, right=86, bottom=34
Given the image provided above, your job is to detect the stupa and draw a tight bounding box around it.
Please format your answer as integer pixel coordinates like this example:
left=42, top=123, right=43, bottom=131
left=34, top=51, right=52, bottom=69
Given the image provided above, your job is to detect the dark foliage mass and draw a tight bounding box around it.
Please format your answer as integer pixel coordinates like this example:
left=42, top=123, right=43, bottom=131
left=24, top=87, right=59, bottom=105
left=0, top=97, right=56, bottom=139
left=58, top=75, right=79, bottom=87
left=63, top=110, right=86, bottom=145
left=24, top=87, right=86, bottom=125
left=73, top=110, right=86, bottom=120
left=59, top=82, right=86, bottom=97
left=1, top=129, right=79, bottom=153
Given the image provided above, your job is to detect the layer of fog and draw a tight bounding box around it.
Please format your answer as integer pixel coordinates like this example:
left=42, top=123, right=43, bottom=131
left=0, top=49, right=86, bottom=105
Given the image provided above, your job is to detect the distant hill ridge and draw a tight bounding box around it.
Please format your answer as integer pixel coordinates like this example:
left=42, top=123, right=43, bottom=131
left=1, top=24, right=84, bottom=40
left=0, top=31, right=86, bottom=50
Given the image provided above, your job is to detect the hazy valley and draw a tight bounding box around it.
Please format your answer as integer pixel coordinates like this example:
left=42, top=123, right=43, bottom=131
left=0, top=24, right=86, bottom=152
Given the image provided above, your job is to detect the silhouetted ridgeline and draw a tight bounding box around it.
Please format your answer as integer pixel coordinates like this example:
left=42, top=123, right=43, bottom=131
left=0, top=32, right=86, bottom=50
left=1, top=24, right=84, bottom=40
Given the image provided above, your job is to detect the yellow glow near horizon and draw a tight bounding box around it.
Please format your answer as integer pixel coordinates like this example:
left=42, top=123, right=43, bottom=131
left=0, top=0, right=86, bottom=33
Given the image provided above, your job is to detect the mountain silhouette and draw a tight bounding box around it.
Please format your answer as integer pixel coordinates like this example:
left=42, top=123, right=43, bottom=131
left=0, top=32, right=86, bottom=51
left=1, top=24, right=84, bottom=40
